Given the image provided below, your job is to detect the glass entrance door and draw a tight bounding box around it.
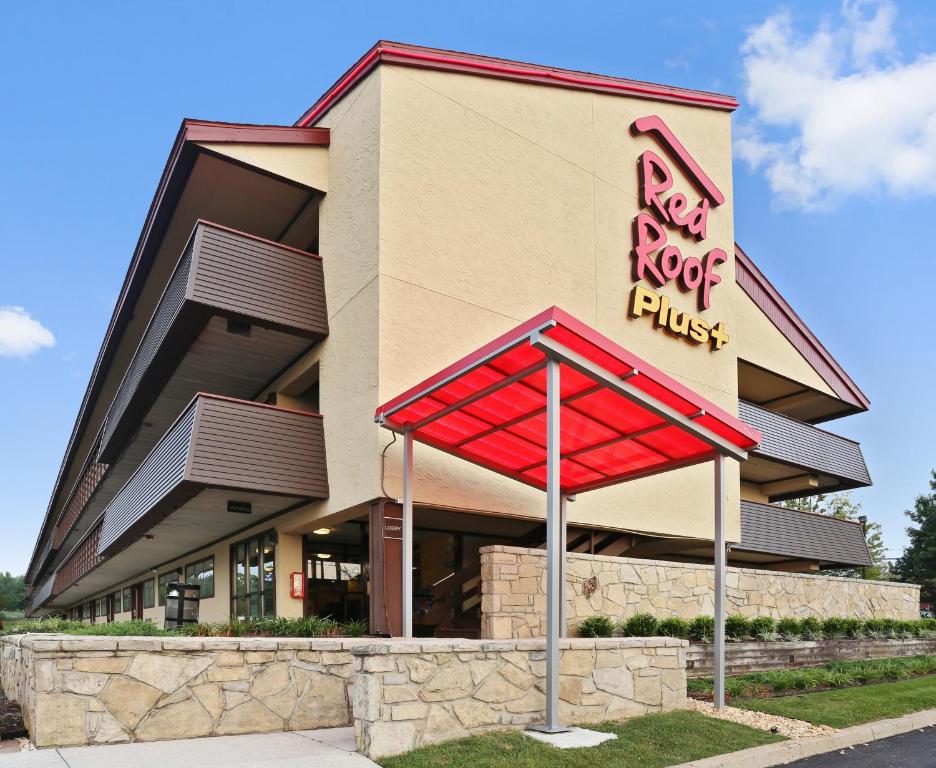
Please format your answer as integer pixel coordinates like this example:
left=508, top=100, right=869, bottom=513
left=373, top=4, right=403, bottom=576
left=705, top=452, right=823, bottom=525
left=304, top=523, right=367, bottom=623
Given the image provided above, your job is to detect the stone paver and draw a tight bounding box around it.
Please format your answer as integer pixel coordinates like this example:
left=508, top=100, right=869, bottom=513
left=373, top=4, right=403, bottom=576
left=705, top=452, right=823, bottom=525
left=0, top=727, right=378, bottom=768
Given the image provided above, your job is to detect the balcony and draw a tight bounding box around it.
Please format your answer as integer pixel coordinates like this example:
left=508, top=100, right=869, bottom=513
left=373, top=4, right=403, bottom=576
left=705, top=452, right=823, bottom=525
left=46, top=395, right=328, bottom=606
left=738, top=400, right=871, bottom=501
left=98, top=220, right=328, bottom=466
left=735, top=500, right=872, bottom=569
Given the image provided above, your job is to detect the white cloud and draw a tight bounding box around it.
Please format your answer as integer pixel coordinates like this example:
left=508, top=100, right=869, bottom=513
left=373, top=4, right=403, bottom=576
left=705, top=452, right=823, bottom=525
left=0, top=306, right=56, bottom=358
left=736, top=1, right=936, bottom=210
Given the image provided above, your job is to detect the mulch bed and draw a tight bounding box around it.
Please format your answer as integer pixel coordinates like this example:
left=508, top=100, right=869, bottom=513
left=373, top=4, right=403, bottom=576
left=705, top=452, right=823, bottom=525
left=0, top=692, right=26, bottom=741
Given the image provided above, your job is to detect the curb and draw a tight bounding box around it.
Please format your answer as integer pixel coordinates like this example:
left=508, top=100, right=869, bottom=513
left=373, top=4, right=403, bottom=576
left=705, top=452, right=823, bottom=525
left=673, top=708, right=936, bottom=768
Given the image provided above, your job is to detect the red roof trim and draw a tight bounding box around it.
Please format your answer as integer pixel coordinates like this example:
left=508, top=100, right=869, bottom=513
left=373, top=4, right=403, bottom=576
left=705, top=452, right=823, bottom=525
left=296, top=41, right=739, bottom=126
left=734, top=243, right=869, bottom=412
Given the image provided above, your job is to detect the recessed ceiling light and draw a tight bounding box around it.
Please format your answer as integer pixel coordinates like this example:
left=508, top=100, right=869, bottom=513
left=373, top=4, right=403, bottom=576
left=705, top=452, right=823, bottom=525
left=313, top=528, right=331, bottom=535
left=316, top=553, right=332, bottom=559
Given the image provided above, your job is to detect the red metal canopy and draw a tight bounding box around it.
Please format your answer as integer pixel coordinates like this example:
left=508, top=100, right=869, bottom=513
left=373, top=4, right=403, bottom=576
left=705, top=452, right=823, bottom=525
left=376, top=307, right=760, bottom=495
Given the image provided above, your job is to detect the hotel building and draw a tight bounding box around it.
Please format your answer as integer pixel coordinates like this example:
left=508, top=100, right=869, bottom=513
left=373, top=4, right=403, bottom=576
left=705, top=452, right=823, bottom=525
left=24, top=42, right=873, bottom=637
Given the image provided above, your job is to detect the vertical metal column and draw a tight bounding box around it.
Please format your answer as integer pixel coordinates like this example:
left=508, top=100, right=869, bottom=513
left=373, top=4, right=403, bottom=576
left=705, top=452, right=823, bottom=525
left=402, top=429, right=414, bottom=639
left=713, top=454, right=726, bottom=709
left=542, top=357, right=566, bottom=731
left=559, top=494, right=568, bottom=637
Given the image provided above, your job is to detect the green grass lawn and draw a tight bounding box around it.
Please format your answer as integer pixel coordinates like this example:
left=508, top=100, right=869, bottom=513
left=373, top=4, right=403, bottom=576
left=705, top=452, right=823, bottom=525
left=379, top=711, right=784, bottom=768
left=737, top=676, right=936, bottom=728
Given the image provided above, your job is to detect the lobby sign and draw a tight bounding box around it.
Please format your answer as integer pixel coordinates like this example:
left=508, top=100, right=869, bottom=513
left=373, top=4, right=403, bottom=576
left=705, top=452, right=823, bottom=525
left=628, top=115, right=729, bottom=351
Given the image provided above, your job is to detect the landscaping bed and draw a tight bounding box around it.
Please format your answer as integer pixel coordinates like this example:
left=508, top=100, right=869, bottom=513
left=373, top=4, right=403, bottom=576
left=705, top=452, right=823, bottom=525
left=0, top=691, right=25, bottom=741
left=1, top=615, right=369, bottom=638
left=687, top=655, right=936, bottom=700
left=579, top=614, right=936, bottom=643
left=378, top=711, right=784, bottom=768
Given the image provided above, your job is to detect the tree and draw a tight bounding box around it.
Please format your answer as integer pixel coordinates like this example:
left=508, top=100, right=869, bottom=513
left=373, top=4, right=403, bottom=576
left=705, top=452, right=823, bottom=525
left=782, top=491, right=889, bottom=580
left=896, top=470, right=936, bottom=604
left=0, top=572, right=27, bottom=613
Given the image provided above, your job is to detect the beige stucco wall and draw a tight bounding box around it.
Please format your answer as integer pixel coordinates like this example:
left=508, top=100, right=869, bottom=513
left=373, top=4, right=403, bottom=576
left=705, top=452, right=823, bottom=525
left=374, top=65, right=747, bottom=541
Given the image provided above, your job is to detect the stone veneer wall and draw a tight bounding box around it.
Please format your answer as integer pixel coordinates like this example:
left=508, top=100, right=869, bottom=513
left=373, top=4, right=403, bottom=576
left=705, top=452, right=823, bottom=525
left=0, top=635, right=367, bottom=747
left=480, top=546, right=920, bottom=639
left=351, top=637, right=686, bottom=759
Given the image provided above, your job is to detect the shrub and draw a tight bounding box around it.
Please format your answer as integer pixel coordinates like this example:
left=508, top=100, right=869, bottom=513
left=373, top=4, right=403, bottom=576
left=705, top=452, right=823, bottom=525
left=776, top=617, right=802, bottom=641
left=725, top=614, right=751, bottom=641
left=749, top=616, right=777, bottom=642
left=621, top=613, right=659, bottom=637
left=657, top=617, right=691, bottom=639
left=799, top=617, right=823, bottom=640
left=822, top=617, right=849, bottom=640
left=578, top=616, right=616, bottom=638
left=841, top=617, right=864, bottom=639
left=863, top=618, right=888, bottom=639
left=341, top=619, right=370, bottom=637
left=895, top=620, right=917, bottom=640
left=689, top=615, right=715, bottom=643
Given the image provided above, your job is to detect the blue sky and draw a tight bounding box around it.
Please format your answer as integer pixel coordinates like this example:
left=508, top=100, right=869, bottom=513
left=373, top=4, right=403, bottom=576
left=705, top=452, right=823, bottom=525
left=1, top=1, right=935, bottom=575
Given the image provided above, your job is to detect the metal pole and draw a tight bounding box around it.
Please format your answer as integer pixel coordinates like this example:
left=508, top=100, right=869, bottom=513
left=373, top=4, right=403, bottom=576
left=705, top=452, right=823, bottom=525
left=542, top=357, right=566, bottom=731
left=713, top=454, right=726, bottom=709
left=559, top=494, right=568, bottom=637
left=402, top=429, right=414, bottom=639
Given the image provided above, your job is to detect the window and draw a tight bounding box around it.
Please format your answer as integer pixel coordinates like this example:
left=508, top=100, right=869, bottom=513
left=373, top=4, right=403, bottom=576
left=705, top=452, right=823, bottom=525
left=122, top=587, right=131, bottom=613
left=231, top=531, right=276, bottom=620
left=159, top=570, right=182, bottom=606
left=143, top=579, right=155, bottom=609
left=185, top=557, right=215, bottom=598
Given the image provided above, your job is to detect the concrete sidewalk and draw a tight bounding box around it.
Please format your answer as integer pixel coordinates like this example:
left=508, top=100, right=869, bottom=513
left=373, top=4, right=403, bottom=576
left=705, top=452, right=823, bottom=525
left=0, top=727, right=379, bottom=768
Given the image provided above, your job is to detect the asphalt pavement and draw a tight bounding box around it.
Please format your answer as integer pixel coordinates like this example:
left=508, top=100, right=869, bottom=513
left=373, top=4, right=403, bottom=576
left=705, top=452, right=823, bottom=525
left=784, top=726, right=936, bottom=767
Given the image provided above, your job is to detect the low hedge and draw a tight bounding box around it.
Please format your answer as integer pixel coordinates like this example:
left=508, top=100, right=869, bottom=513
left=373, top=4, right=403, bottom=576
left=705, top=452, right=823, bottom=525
left=687, top=655, right=936, bottom=699
left=0, top=616, right=369, bottom=638
left=578, top=615, right=936, bottom=642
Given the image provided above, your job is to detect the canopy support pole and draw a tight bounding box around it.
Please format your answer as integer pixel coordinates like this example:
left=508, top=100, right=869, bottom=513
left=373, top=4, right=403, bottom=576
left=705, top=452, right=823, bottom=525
left=402, top=429, right=414, bottom=639
left=559, top=494, right=568, bottom=637
left=713, top=454, right=726, bottom=709
left=530, top=356, right=568, bottom=733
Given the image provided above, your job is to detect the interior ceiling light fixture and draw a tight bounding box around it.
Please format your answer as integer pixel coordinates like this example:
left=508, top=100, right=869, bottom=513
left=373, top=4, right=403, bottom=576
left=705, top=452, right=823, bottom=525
left=312, top=528, right=331, bottom=535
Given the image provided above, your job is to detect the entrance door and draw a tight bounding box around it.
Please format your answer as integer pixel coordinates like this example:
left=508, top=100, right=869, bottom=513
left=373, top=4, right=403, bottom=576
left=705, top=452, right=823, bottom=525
left=107, top=594, right=115, bottom=623
left=303, top=523, right=367, bottom=623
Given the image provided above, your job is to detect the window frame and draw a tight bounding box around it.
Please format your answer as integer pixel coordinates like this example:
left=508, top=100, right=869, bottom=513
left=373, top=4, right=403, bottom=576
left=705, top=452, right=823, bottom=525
left=142, top=578, right=155, bottom=609
left=122, top=587, right=131, bottom=614
left=185, top=556, right=215, bottom=599
left=230, top=530, right=276, bottom=620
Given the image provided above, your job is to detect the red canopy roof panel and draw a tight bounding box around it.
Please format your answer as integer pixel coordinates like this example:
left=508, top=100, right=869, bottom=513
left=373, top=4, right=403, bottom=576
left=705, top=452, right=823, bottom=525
left=376, top=307, right=760, bottom=494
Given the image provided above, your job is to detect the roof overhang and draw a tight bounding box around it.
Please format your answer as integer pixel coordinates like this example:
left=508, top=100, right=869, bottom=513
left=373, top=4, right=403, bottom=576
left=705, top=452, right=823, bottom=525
left=27, top=120, right=330, bottom=580
left=296, top=40, right=739, bottom=127
left=376, top=307, right=759, bottom=495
